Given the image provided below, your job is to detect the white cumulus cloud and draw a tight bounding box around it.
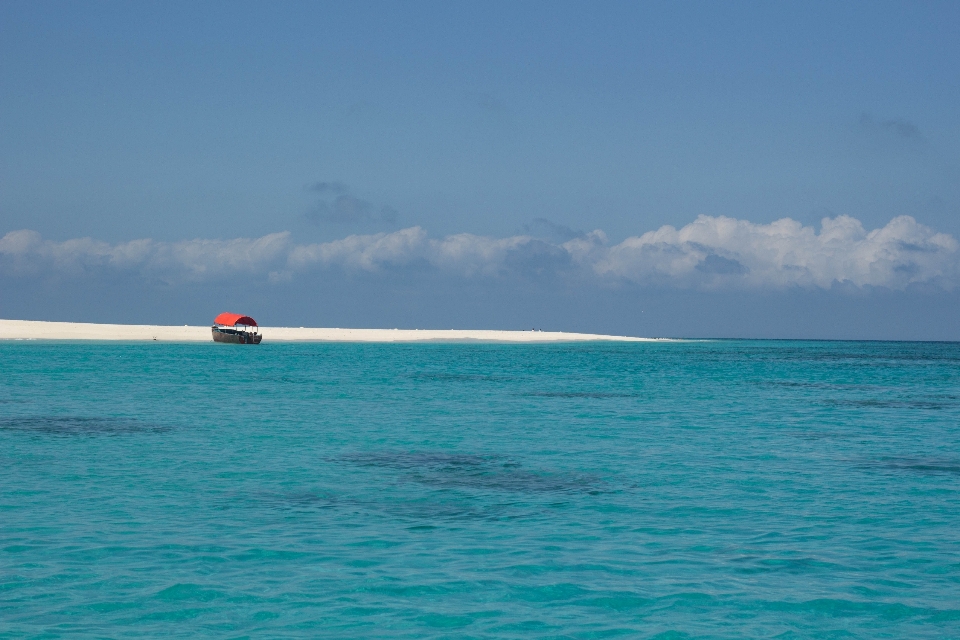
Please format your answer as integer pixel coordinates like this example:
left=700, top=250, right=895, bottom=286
left=0, top=230, right=291, bottom=281
left=2, top=215, right=956, bottom=290
left=594, top=215, right=957, bottom=289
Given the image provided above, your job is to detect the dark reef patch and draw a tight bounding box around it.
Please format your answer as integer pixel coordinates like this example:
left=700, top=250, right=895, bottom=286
left=256, top=491, right=340, bottom=511
left=0, top=416, right=172, bottom=435
left=251, top=485, right=519, bottom=522
left=379, top=498, right=516, bottom=522
left=822, top=398, right=950, bottom=410
left=341, top=451, right=605, bottom=494
left=856, top=456, right=960, bottom=476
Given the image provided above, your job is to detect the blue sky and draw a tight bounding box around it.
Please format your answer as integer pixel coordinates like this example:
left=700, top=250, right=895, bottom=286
left=2, top=1, right=959, bottom=338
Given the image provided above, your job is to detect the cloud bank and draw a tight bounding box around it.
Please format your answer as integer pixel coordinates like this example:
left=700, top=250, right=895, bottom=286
left=2, top=215, right=956, bottom=291
left=305, top=181, right=398, bottom=225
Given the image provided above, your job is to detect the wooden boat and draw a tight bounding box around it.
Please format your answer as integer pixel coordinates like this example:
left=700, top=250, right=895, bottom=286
left=211, top=313, right=262, bottom=344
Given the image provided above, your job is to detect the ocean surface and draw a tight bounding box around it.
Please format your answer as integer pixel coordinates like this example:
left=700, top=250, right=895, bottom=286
left=2, top=340, right=959, bottom=638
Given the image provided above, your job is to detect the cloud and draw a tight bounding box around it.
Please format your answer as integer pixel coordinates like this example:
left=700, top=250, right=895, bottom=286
left=306, top=195, right=397, bottom=225
left=522, top=218, right=585, bottom=243
left=305, top=182, right=398, bottom=225
left=859, top=113, right=923, bottom=140
left=3, top=215, right=957, bottom=290
left=0, top=230, right=291, bottom=282
left=309, top=181, right=349, bottom=194
left=594, top=215, right=956, bottom=289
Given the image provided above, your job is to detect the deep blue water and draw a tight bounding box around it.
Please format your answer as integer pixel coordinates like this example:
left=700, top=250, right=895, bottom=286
left=2, top=340, right=959, bottom=638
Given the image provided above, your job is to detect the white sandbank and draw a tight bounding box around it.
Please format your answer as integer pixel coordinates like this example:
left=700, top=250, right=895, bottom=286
left=0, top=319, right=657, bottom=343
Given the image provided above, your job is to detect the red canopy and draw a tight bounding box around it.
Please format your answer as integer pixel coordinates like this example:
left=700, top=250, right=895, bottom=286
left=213, top=312, right=258, bottom=327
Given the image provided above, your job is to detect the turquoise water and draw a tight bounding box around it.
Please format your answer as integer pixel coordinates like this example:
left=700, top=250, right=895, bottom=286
left=2, top=340, right=959, bottom=638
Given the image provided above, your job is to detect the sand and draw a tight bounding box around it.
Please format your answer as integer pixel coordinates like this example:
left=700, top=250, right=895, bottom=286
left=0, top=319, right=657, bottom=343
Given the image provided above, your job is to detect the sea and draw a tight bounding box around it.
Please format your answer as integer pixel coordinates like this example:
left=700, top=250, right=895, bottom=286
left=1, top=340, right=959, bottom=638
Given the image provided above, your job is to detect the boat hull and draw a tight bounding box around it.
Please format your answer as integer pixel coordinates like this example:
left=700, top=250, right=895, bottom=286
left=211, top=327, right=262, bottom=344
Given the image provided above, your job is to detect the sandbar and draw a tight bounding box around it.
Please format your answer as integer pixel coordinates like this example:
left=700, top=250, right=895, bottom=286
left=0, top=319, right=658, bottom=343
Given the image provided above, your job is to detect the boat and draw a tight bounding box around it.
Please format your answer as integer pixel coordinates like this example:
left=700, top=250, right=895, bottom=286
left=211, top=313, right=263, bottom=344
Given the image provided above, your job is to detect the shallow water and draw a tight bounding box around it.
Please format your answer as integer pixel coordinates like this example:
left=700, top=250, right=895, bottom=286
left=2, top=340, right=959, bottom=638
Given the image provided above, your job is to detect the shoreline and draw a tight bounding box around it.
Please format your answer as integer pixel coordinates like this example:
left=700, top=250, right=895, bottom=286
left=0, top=319, right=658, bottom=343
